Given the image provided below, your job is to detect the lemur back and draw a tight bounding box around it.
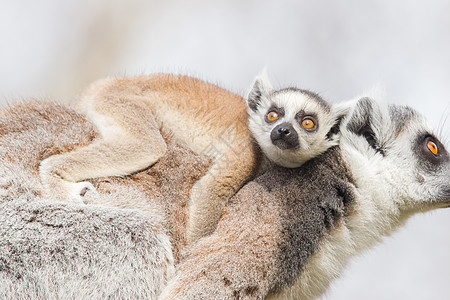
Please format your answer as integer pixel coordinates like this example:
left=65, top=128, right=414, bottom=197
left=39, top=74, right=262, bottom=243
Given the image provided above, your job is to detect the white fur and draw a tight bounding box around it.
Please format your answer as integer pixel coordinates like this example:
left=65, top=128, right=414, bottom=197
left=247, top=73, right=343, bottom=168
left=268, top=95, right=450, bottom=299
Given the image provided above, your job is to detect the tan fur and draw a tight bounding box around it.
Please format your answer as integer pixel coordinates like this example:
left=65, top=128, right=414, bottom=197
left=158, top=179, right=284, bottom=299
left=4, top=96, right=449, bottom=299
left=0, top=100, right=205, bottom=296
left=39, top=74, right=262, bottom=243
left=93, top=132, right=214, bottom=263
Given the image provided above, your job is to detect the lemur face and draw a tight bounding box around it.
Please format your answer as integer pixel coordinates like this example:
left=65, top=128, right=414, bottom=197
left=340, top=97, right=450, bottom=211
left=247, top=73, right=347, bottom=168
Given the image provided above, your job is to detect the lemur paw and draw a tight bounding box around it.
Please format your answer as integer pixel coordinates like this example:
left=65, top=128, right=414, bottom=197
left=39, top=156, right=98, bottom=204
left=70, top=181, right=98, bottom=204
left=40, top=180, right=97, bottom=204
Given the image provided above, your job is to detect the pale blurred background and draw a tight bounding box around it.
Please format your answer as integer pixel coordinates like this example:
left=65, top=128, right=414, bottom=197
left=0, top=1, right=449, bottom=299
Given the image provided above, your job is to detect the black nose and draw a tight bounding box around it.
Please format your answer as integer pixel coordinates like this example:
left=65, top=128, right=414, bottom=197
left=271, top=123, right=299, bottom=150
left=277, top=127, right=291, bottom=136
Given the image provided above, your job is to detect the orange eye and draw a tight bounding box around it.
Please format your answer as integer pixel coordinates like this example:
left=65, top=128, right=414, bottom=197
left=427, top=140, right=438, bottom=156
left=301, top=118, right=315, bottom=130
left=266, top=111, right=278, bottom=122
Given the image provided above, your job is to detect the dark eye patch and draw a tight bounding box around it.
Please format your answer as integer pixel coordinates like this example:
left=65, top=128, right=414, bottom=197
left=295, top=111, right=319, bottom=131
left=265, top=105, right=285, bottom=123
left=415, top=133, right=449, bottom=171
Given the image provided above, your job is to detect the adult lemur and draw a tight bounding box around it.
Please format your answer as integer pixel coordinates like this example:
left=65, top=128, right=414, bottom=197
left=160, top=96, right=450, bottom=299
left=39, top=72, right=345, bottom=243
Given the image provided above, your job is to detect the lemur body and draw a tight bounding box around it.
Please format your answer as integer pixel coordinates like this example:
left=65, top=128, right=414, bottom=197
left=39, top=73, right=344, bottom=243
left=160, top=96, right=450, bottom=299
left=39, top=74, right=260, bottom=243
left=2, top=88, right=448, bottom=299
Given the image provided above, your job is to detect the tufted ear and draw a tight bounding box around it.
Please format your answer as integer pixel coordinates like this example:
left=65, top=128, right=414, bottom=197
left=345, top=97, right=389, bottom=155
left=326, top=102, right=352, bottom=142
left=346, top=97, right=375, bottom=134
left=246, top=69, right=273, bottom=112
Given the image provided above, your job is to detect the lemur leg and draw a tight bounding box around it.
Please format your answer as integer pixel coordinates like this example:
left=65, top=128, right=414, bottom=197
left=186, top=143, right=261, bottom=243
left=39, top=98, right=166, bottom=203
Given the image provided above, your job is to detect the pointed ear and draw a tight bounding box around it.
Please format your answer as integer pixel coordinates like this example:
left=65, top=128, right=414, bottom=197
left=346, top=97, right=376, bottom=134
left=344, top=97, right=389, bottom=154
left=332, top=101, right=352, bottom=122
left=246, top=69, right=273, bottom=112
left=325, top=101, right=352, bottom=142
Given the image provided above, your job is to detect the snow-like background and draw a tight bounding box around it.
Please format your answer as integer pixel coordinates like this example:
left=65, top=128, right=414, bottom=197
left=1, top=1, right=449, bottom=299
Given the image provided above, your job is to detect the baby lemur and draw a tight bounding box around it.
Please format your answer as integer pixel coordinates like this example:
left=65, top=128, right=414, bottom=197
left=39, top=72, right=345, bottom=243
left=246, top=72, right=345, bottom=168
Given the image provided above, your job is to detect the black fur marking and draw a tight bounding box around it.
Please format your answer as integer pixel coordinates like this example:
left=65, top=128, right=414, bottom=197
left=358, top=125, right=386, bottom=156
left=273, top=87, right=330, bottom=112
left=248, top=80, right=264, bottom=112
left=265, top=106, right=285, bottom=123
left=346, top=97, right=373, bottom=134
left=414, top=133, right=449, bottom=171
left=295, top=111, right=319, bottom=132
left=347, top=97, right=385, bottom=155
left=326, top=116, right=344, bottom=140
left=260, top=147, right=356, bottom=290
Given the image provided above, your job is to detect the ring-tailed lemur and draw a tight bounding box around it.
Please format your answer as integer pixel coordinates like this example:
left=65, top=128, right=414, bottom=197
left=160, top=95, right=450, bottom=300
left=38, top=73, right=345, bottom=243
left=247, top=71, right=346, bottom=168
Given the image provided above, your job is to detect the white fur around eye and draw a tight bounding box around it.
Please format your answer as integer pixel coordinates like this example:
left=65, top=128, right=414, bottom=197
left=248, top=88, right=339, bottom=168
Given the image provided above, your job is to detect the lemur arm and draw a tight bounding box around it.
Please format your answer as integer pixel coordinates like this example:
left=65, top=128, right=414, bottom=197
left=160, top=182, right=282, bottom=299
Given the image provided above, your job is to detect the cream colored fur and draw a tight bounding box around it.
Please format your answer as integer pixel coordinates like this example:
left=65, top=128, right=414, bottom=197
left=39, top=74, right=262, bottom=243
left=1, top=95, right=448, bottom=299
left=0, top=101, right=175, bottom=299
left=160, top=96, right=450, bottom=299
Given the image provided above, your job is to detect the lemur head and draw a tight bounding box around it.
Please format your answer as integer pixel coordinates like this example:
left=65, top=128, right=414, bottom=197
left=340, top=96, right=450, bottom=215
left=246, top=72, right=348, bottom=168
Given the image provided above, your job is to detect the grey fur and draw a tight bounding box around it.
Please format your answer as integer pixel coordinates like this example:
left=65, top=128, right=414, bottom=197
left=272, top=147, right=355, bottom=287
left=0, top=196, right=171, bottom=299
left=162, top=96, right=450, bottom=299
left=0, top=101, right=186, bottom=299
left=1, top=98, right=449, bottom=300
left=159, top=147, right=354, bottom=299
